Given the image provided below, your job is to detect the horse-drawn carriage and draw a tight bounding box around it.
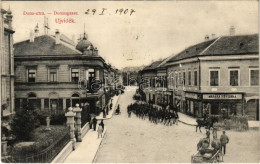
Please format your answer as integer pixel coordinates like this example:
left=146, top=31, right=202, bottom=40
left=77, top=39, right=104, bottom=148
left=191, top=150, right=223, bottom=163
left=191, top=138, right=223, bottom=163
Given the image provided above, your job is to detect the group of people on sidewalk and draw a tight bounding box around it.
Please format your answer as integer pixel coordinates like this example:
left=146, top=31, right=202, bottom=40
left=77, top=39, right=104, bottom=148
left=127, top=103, right=179, bottom=126
left=89, top=117, right=105, bottom=138
left=101, top=99, right=113, bottom=118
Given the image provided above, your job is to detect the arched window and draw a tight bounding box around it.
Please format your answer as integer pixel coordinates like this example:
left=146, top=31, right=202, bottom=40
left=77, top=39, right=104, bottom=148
left=28, top=92, right=37, bottom=98
left=72, top=93, right=80, bottom=97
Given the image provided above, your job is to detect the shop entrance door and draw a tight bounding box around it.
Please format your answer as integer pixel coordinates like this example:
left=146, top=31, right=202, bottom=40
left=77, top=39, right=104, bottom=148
left=211, top=102, right=219, bottom=115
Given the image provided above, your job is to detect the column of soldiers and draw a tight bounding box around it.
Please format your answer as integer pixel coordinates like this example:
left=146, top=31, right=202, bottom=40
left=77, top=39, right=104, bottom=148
left=127, top=103, right=179, bottom=126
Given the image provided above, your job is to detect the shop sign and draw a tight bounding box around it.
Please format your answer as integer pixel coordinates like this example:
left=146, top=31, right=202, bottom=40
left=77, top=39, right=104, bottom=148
left=185, top=92, right=199, bottom=99
left=203, top=93, right=242, bottom=100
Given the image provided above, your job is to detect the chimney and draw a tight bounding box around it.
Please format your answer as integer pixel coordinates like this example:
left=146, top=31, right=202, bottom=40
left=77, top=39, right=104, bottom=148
left=34, top=23, right=39, bottom=37
left=29, top=30, right=34, bottom=42
left=230, top=26, right=235, bottom=36
left=55, top=29, right=60, bottom=44
left=205, top=35, right=209, bottom=41
left=211, top=34, right=216, bottom=39
left=6, top=8, right=13, bottom=29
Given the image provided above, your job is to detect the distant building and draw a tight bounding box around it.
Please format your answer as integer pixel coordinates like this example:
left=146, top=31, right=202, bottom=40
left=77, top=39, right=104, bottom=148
left=1, top=8, right=15, bottom=118
left=14, top=28, right=117, bottom=114
left=139, top=59, right=168, bottom=105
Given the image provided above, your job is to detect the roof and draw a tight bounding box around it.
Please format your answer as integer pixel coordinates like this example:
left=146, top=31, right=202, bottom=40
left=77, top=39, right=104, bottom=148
left=167, top=34, right=259, bottom=63
left=168, top=39, right=216, bottom=62
left=14, top=35, right=82, bottom=56
left=142, top=60, right=164, bottom=71
left=201, top=34, right=258, bottom=56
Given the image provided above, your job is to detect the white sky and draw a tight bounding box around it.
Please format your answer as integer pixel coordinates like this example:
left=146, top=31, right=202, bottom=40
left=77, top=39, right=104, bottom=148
left=2, top=1, right=259, bottom=69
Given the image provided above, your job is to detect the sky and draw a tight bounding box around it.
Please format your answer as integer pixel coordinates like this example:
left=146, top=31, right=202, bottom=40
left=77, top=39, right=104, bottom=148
left=2, top=1, right=259, bottom=69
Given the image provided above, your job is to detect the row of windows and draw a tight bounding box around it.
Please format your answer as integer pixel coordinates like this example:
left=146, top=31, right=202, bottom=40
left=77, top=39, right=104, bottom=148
left=209, top=69, right=259, bottom=86
left=27, top=68, right=99, bottom=83
left=168, top=68, right=259, bottom=87
left=168, top=70, right=198, bottom=87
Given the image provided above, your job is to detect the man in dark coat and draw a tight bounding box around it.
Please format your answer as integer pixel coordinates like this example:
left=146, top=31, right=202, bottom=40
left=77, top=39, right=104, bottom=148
left=110, top=102, right=113, bottom=110
left=106, top=106, right=109, bottom=115
left=99, top=120, right=104, bottom=132
left=93, top=117, right=97, bottom=131
left=220, top=131, right=229, bottom=155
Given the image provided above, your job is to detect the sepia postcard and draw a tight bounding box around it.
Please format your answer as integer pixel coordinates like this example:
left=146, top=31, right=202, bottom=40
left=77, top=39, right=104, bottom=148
left=0, top=0, right=259, bottom=163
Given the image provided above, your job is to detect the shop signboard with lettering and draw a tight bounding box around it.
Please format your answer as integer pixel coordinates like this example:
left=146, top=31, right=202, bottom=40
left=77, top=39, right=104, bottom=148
left=203, top=93, right=243, bottom=100
left=185, top=92, right=199, bottom=99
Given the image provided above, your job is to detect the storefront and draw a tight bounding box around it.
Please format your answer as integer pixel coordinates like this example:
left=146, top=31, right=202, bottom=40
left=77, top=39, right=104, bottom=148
left=173, top=91, right=185, bottom=112
left=185, top=92, right=202, bottom=117
left=202, top=93, right=244, bottom=116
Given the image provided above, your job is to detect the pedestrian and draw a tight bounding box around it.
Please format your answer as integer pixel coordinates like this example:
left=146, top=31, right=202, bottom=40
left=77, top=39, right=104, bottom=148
left=100, top=120, right=104, bottom=132
left=110, top=102, right=113, bottom=110
left=97, top=124, right=103, bottom=138
left=220, top=131, right=229, bottom=155
left=128, top=110, right=131, bottom=118
left=175, top=111, right=179, bottom=125
left=106, top=106, right=109, bottom=115
left=102, top=108, right=106, bottom=118
left=93, top=117, right=97, bottom=131
left=89, top=117, right=93, bottom=129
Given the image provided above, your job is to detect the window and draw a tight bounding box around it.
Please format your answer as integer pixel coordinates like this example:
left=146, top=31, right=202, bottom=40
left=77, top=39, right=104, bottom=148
left=49, top=69, right=57, bottom=82
left=229, top=70, right=239, bottom=86
left=44, top=99, right=49, bottom=109
left=178, top=72, right=181, bottom=85
left=71, top=69, right=79, bottom=82
left=183, top=72, right=186, bottom=85
left=250, top=69, right=259, bottom=86
left=188, top=71, right=191, bottom=86
left=210, top=70, right=219, bottom=86
left=194, top=71, right=198, bottom=86
left=28, top=69, right=36, bottom=82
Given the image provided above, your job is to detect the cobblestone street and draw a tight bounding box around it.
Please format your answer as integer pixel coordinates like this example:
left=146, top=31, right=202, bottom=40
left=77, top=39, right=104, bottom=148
left=94, top=87, right=259, bottom=163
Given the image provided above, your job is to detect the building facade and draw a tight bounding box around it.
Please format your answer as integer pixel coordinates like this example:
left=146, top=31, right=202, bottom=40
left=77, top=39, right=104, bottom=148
left=14, top=29, right=116, bottom=114
left=1, top=8, right=15, bottom=118
left=165, top=34, right=259, bottom=120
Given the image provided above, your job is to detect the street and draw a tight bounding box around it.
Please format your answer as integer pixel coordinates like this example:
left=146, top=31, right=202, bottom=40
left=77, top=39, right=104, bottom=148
left=93, top=86, right=259, bottom=163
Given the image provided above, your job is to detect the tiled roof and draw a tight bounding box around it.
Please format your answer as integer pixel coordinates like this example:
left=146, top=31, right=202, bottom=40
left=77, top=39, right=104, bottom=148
left=167, top=39, right=216, bottom=62
left=167, top=34, right=259, bottom=63
left=142, top=60, right=164, bottom=71
left=14, top=35, right=82, bottom=56
left=201, top=34, right=258, bottom=56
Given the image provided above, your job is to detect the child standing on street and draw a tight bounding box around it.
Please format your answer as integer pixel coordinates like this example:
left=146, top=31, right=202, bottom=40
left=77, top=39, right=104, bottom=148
left=97, top=124, right=103, bottom=138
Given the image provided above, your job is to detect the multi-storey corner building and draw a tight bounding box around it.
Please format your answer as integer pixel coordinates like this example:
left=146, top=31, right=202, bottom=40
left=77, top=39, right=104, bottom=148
left=14, top=28, right=117, bottom=114
left=165, top=34, right=259, bottom=120
left=1, top=8, right=15, bottom=118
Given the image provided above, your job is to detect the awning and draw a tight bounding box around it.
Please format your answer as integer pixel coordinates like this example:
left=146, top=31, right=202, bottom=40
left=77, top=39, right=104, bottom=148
left=245, top=96, right=259, bottom=103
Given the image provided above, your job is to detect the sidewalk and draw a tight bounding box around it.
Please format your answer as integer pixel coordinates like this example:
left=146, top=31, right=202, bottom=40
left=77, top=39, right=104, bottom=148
left=63, top=95, right=120, bottom=163
left=96, top=95, right=120, bottom=120
left=248, top=121, right=259, bottom=128
left=63, top=127, right=107, bottom=163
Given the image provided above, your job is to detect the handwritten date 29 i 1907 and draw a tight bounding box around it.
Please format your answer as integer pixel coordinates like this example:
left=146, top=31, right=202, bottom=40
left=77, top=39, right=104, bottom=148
left=85, top=8, right=136, bottom=16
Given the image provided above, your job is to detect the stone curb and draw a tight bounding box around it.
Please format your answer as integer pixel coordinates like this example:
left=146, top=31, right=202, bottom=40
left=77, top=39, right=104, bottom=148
left=178, top=120, right=197, bottom=126
left=96, top=95, right=120, bottom=120
left=92, top=129, right=107, bottom=163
